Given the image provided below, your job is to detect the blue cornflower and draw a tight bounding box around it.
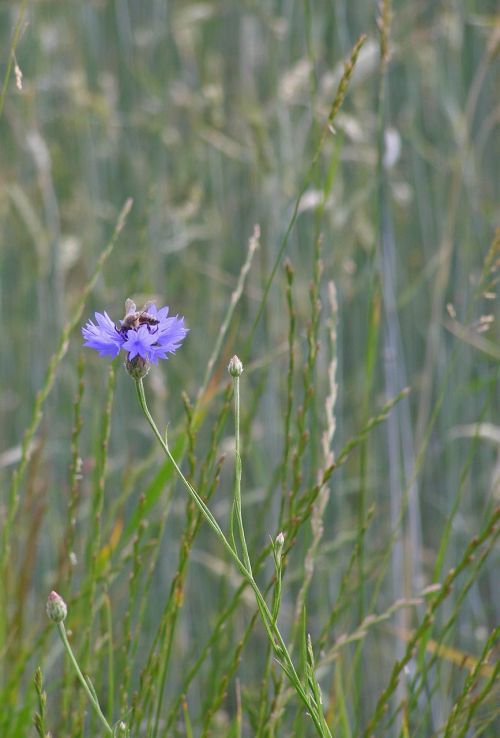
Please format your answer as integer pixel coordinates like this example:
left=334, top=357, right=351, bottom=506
left=82, top=299, right=188, bottom=377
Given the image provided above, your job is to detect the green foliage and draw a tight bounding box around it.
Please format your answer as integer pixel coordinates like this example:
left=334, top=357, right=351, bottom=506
left=0, top=1, right=498, bottom=736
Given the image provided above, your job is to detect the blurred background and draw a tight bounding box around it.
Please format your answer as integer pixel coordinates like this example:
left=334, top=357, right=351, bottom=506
left=0, top=1, right=498, bottom=736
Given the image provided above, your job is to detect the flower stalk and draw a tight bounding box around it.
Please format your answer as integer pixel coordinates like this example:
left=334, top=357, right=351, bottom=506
left=134, top=377, right=331, bottom=738
left=230, top=358, right=252, bottom=575
left=46, top=593, right=114, bottom=736
left=57, top=622, right=114, bottom=736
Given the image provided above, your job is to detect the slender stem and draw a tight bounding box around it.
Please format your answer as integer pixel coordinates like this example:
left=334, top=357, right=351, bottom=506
left=233, top=375, right=252, bottom=575
left=134, top=379, right=330, bottom=737
left=57, top=622, right=114, bottom=736
left=135, top=380, right=235, bottom=559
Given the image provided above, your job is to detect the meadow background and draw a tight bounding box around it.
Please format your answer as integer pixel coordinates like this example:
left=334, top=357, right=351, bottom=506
left=0, top=1, right=499, bottom=736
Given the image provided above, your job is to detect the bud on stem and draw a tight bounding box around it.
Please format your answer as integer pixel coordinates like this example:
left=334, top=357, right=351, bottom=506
left=228, top=355, right=243, bottom=377
left=126, top=355, right=151, bottom=380
left=46, top=591, right=67, bottom=623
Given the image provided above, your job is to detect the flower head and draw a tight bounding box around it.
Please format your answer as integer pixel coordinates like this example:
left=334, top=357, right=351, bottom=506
left=82, top=299, right=188, bottom=370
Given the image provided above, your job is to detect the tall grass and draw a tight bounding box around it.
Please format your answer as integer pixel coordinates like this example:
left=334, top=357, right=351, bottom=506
left=0, top=1, right=498, bottom=736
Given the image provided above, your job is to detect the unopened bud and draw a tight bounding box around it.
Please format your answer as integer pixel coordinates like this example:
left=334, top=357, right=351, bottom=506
left=46, top=591, right=67, bottom=623
left=125, top=356, right=151, bottom=380
left=228, top=355, right=243, bottom=377
left=273, top=532, right=285, bottom=567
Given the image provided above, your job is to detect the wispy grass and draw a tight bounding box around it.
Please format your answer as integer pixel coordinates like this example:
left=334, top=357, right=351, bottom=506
left=0, top=1, right=498, bottom=736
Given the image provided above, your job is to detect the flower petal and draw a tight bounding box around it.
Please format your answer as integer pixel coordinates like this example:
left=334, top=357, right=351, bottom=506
left=81, top=313, right=124, bottom=358
left=122, top=325, right=158, bottom=361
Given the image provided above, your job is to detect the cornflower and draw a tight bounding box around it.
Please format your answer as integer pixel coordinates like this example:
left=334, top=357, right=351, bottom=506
left=82, top=298, right=188, bottom=377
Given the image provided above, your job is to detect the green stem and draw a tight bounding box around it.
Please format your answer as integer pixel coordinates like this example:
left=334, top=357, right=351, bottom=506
left=0, top=0, right=28, bottom=121
left=57, top=622, right=113, bottom=736
left=134, top=379, right=330, bottom=738
left=232, top=375, right=252, bottom=575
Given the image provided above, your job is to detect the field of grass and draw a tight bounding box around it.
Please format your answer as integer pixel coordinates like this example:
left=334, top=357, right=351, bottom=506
left=0, top=1, right=499, bottom=736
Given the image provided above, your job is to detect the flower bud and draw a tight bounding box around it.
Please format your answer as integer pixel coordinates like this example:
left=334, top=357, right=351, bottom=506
left=273, top=532, right=285, bottom=571
left=46, top=591, right=67, bottom=623
left=125, top=356, right=151, bottom=380
left=228, top=355, right=243, bottom=377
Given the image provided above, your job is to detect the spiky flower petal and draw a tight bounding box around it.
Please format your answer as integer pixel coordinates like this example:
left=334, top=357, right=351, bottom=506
left=82, top=300, right=188, bottom=368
